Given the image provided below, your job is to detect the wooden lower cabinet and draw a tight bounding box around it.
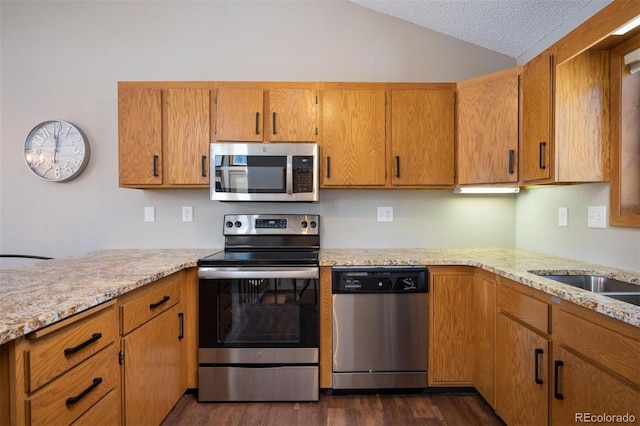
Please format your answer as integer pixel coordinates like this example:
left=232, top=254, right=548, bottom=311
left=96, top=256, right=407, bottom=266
left=121, top=303, right=185, bottom=426
left=428, top=266, right=474, bottom=386
left=472, top=270, right=496, bottom=406
left=118, top=272, right=187, bottom=425
left=0, top=301, right=121, bottom=426
left=551, top=345, right=639, bottom=425
left=495, top=313, right=549, bottom=426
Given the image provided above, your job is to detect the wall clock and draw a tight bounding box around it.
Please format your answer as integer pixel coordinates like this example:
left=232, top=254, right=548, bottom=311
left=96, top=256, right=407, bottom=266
left=24, top=120, right=90, bottom=182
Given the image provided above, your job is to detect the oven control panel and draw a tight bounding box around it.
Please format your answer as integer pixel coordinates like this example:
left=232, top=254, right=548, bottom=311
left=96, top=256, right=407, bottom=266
left=223, top=214, right=320, bottom=235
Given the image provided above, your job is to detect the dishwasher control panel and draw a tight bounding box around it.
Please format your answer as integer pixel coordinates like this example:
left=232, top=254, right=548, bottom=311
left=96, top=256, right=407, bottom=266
left=332, top=266, right=428, bottom=293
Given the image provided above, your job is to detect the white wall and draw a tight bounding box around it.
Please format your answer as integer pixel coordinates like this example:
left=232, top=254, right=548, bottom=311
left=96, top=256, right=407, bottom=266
left=0, top=1, right=516, bottom=259
left=516, top=184, right=640, bottom=271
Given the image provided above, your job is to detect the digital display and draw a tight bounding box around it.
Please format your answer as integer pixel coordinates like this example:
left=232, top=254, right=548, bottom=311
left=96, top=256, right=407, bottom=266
left=255, top=219, right=288, bottom=229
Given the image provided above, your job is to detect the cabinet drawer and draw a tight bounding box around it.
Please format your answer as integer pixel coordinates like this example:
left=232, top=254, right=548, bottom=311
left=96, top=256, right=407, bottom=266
left=25, top=304, right=118, bottom=393
left=554, top=308, right=640, bottom=386
left=70, top=388, right=119, bottom=426
left=27, top=346, right=118, bottom=426
left=120, top=273, right=181, bottom=335
left=498, top=283, right=549, bottom=334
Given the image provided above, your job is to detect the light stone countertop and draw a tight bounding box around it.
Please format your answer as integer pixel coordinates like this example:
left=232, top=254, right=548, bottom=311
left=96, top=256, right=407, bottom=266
left=1, top=247, right=638, bottom=347
left=0, top=249, right=219, bottom=346
left=320, top=248, right=640, bottom=328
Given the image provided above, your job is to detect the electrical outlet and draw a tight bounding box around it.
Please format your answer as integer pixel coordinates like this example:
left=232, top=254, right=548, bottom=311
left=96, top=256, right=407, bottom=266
left=587, top=206, right=606, bottom=229
left=377, top=206, right=393, bottom=222
left=182, top=206, right=193, bottom=222
left=144, top=206, right=155, bottom=223
left=558, top=207, right=568, bottom=227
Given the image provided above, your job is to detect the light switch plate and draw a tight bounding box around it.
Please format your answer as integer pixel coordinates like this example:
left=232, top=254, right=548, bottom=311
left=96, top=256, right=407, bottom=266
left=558, top=207, right=568, bottom=227
left=377, top=206, right=393, bottom=222
left=144, top=206, right=155, bottom=223
left=587, top=206, right=606, bottom=228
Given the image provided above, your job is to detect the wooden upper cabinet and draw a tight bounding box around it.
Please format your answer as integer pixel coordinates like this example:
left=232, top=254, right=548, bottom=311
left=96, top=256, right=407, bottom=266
left=319, top=88, right=386, bottom=187
left=267, top=88, right=317, bottom=142
left=215, top=87, right=264, bottom=142
left=523, top=49, right=611, bottom=184
left=118, top=86, right=163, bottom=186
left=165, top=88, right=211, bottom=185
left=118, top=83, right=212, bottom=189
left=214, top=85, right=317, bottom=142
left=522, top=47, right=554, bottom=182
left=610, top=33, right=640, bottom=227
left=391, top=89, right=455, bottom=186
left=456, top=68, right=520, bottom=185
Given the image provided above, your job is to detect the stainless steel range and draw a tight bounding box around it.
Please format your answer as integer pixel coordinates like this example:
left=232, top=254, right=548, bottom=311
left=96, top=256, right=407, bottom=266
left=197, top=214, right=320, bottom=402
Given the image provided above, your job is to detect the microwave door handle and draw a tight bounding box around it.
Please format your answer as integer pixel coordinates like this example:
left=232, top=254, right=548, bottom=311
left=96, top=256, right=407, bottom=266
left=286, top=155, right=293, bottom=194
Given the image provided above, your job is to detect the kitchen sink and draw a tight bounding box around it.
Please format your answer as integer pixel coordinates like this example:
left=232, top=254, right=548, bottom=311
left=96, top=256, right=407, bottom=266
left=539, top=274, right=640, bottom=293
left=533, top=273, right=640, bottom=307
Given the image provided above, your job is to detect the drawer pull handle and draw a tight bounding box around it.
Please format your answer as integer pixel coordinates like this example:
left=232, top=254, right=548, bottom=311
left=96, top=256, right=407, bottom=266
left=152, top=155, right=159, bottom=177
left=534, top=348, right=544, bottom=384
left=255, top=112, right=260, bottom=135
left=66, top=377, right=102, bottom=406
left=395, top=156, right=400, bottom=178
left=64, top=333, right=102, bottom=357
left=201, top=155, right=207, bottom=177
left=149, top=296, right=170, bottom=310
left=554, top=360, right=564, bottom=400
left=178, top=312, right=184, bottom=340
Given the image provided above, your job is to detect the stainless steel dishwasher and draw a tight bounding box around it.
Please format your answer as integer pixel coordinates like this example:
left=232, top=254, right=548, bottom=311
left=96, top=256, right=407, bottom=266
left=332, top=266, right=428, bottom=390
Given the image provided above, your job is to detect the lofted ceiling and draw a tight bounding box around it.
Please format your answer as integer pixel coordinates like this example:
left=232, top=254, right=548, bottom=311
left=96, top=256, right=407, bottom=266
left=348, top=0, right=611, bottom=58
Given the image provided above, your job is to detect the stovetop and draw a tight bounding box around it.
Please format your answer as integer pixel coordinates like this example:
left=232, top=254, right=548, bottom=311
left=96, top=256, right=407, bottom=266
left=198, top=214, right=320, bottom=268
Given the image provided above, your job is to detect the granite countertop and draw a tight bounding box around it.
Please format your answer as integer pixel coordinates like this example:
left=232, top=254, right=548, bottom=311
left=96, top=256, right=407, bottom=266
left=320, top=248, right=640, bottom=328
left=0, top=249, right=218, bottom=346
left=1, top=247, right=638, bottom=347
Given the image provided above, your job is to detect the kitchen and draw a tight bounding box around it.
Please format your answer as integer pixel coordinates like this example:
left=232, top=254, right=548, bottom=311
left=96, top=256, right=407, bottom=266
left=1, top=0, right=640, bottom=425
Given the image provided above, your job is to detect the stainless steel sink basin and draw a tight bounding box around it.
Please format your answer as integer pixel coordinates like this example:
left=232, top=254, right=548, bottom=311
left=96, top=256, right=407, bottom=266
left=540, top=275, right=640, bottom=293
left=533, top=273, right=640, bottom=307
left=606, top=294, right=640, bottom=307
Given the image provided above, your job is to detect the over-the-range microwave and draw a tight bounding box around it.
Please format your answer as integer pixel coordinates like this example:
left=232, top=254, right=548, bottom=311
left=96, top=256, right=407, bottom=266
left=209, top=142, right=319, bottom=202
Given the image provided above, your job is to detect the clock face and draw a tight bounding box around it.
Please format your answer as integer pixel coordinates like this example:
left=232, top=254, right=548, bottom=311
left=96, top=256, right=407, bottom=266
left=24, top=120, right=90, bottom=182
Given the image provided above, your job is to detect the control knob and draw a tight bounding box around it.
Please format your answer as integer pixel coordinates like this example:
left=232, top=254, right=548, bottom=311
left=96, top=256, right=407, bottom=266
left=310, top=221, right=317, bottom=228
left=234, top=221, right=242, bottom=228
left=225, top=221, right=233, bottom=228
left=301, top=221, right=308, bottom=228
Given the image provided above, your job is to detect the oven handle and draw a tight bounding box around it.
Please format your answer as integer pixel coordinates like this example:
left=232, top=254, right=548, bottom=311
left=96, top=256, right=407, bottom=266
left=198, top=267, right=319, bottom=280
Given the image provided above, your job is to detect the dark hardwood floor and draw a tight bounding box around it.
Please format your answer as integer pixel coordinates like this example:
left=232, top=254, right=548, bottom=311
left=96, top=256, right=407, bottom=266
left=161, top=391, right=505, bottom=426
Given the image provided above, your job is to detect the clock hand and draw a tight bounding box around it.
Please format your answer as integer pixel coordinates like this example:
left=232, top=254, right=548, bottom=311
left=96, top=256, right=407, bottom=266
left=53, top=125, right=60, bottom=164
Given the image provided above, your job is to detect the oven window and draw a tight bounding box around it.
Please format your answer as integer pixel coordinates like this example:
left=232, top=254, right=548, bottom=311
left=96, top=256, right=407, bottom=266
left=214, top=155, right=287, bottom=194
left=199, top=277, right=318, bottom=348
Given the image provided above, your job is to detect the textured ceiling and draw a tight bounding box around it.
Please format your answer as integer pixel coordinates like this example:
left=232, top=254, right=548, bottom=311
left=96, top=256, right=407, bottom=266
left=348, top=0, right=602, bottom=58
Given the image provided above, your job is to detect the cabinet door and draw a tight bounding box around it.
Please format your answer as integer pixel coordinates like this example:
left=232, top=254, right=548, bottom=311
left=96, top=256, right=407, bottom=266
left=552, top=345, right=640, bottom=426
left=319, top=89, right=386, bottom=187
left=473, top=273, right=496, bottom=407
left=118, top=87, right=162, bottom=185
left=428, top=269, right=474, bottom=385
left=391, top=89, right=454, bottom=186
left=215, top=88, right=264, bottom=141
left=522, top=48, right=554, bottom=183
left=267, top=88, right=317, bottom=142
left=496, top=314, right=548, bottom=426
left=122, top=304, right=184, bottom=426
left=165, top=88, right=211, bottom=185
left=457, top=70, right=520, bottom=185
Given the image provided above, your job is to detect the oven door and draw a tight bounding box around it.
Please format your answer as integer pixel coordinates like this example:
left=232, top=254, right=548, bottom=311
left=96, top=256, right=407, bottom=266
left=198, top=267, right=319, bottom=350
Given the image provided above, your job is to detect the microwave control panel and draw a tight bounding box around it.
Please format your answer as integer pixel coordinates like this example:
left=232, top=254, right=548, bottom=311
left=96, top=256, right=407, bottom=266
left=293, top=156, right=314, bottom=193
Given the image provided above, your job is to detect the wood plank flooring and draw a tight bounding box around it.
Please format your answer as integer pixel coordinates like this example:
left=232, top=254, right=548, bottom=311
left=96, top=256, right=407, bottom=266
left=161, top=392, right=505, bottom=426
